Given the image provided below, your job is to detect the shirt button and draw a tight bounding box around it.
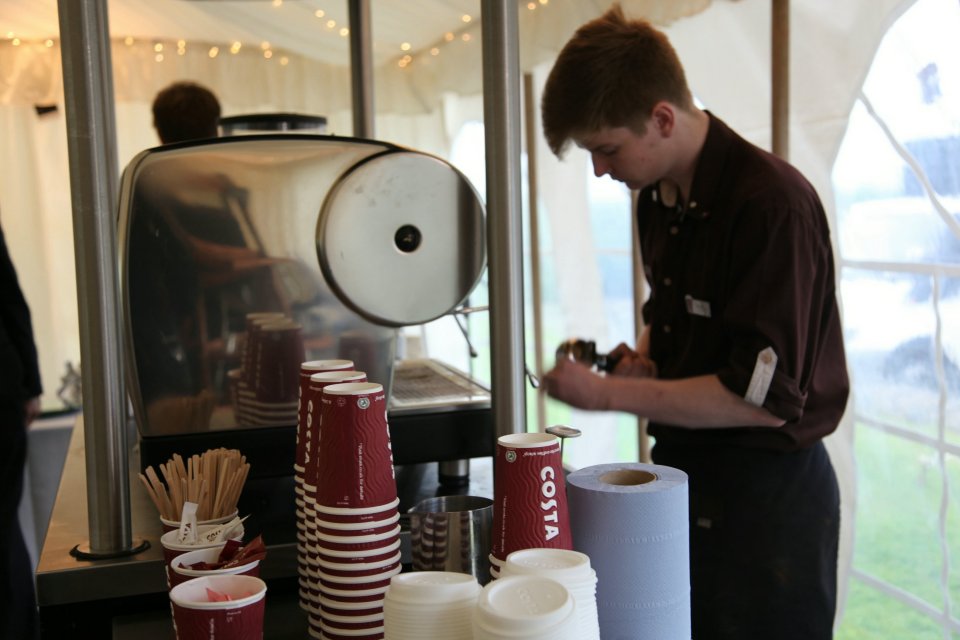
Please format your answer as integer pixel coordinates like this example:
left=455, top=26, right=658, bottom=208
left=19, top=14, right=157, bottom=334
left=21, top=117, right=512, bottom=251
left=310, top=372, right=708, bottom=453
left=663, top=325, right=672, bottom=334
left=663, top=277, right=672, bottom=286
left=670, top=226, right=679, bottom=235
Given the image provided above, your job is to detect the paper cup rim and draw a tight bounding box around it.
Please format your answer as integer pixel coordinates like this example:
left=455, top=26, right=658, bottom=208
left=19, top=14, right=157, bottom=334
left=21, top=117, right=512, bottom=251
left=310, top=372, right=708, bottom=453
left=319, top=622, right=385, bottom=637
left=160, top=509, right=238, bottom=529
left=160, top=523, right=244, bottom=552
left=319, top=583, right=390, bottom=598
left=316, top=551, right=402, bottom=572
left=315, top=497, right=400, bottom=516
left=497, top=432, right=559, bottom=448
left=169, top=575, right=267, bottom=610
left=308, top=370, right=367, bottom=384
left=171, top=547, right=260, bottom=578
left=316, top=512, right=399, bottom=531
left=317, top=563, right=401, bottom=585
left=322, top=382, right=384, bottom=396
left=316, top=538, right=401, bottom=559
left=316, top=524, right=401, bottom=545
left=301, top=359, right=355, bottom=372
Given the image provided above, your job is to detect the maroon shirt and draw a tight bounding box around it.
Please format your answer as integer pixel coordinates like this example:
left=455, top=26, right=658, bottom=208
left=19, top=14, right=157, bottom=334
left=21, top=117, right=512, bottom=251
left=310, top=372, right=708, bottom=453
left=638, top=113, right=849, bottom=451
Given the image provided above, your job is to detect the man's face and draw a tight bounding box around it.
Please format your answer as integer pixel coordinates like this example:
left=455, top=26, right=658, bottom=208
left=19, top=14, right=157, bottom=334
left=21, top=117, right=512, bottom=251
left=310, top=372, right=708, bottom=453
left=574, top=123, right=665, bottom=191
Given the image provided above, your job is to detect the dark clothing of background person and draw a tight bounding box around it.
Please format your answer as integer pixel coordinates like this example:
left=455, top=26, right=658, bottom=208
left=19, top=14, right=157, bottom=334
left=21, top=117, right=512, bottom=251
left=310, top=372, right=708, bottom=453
left=0, top=223, right=41, bottom=639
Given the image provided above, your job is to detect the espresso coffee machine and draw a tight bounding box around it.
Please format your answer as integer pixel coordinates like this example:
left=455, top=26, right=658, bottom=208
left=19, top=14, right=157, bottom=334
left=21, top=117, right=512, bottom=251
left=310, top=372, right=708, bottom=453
left=117, top=131, right=493, bottom=539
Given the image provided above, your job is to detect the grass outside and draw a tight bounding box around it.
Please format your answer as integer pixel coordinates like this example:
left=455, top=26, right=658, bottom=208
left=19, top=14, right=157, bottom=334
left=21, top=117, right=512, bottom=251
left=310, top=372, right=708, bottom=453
left=835, top=422, right=960, bottom=638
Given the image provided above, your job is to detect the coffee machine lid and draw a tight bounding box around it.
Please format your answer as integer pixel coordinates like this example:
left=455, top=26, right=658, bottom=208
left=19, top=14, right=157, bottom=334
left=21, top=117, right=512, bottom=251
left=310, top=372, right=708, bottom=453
left=317, top=150, right=486, bottom=327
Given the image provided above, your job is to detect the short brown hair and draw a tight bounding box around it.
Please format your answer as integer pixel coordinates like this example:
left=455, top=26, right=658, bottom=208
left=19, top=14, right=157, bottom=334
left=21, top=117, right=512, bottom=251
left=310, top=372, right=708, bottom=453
left=541, top=4, right=693, bottom=156
left=152, top=81, right=221, bottom=144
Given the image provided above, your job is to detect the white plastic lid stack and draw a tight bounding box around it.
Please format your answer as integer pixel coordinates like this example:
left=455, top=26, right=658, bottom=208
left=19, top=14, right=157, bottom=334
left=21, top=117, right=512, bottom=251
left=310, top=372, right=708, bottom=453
left=384, top=571, right=481, bottom=640
left=473, top=575, right=577, bottom=640
left=502, top=548, right=601, bottom=640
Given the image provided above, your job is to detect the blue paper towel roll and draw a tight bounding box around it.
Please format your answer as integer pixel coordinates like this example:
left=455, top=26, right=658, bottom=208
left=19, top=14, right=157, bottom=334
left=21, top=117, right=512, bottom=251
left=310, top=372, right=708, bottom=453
left=566, top=463, right=690, bottom=640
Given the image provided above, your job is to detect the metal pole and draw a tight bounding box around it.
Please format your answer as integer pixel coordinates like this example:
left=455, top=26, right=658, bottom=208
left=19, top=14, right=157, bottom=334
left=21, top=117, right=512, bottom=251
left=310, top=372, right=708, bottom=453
left=523, top=73, right=547, bottom=432
left=772, top=0, right=790, bottom=159
left=482, top=0, right=526, bottom=438
left=348, top=0, right=375, bottom=138
left=57, top=0, right=144, bottom=556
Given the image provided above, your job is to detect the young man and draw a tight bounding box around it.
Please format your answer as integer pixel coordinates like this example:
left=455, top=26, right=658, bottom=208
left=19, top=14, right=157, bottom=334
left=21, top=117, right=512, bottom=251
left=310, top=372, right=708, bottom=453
left=540, top=5, right=849, bottom=639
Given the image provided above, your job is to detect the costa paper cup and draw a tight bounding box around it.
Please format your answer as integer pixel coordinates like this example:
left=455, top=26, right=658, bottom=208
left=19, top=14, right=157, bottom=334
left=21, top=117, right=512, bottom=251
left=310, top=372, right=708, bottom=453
left=241, top=312, right=286, bottom=384
left=491, top=432, right=572, bottom=563
left=301, top=370, right=367, bottom=487
left=169, top=575, right=267, bottom=640
left=252, top=320, right=305, bottom=403
left=160, top=523, right=244, bottom=567
left=169, top=546, right=261, bottom=589
left=160, top=509, right=239, bottom=534
left=296, top=363, right=359, bottom=475
left=315, top=382, right=396, bottom=509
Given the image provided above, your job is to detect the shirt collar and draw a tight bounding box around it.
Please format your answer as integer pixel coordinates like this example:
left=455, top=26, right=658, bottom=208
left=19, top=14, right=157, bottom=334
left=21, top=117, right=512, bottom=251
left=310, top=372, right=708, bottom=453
left=681, top=110, right=735, bottom=221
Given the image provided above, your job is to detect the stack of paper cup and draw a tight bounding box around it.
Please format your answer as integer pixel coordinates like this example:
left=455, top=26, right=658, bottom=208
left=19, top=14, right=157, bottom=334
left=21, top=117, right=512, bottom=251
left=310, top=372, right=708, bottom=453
left=159, top=522, right=245, bottom=587
left=235, top=312, right=304, bottom=426
left=294, top=360, right=361, bottom=609
left=489, top=432, right=573, bottom=580
left=473, top=574, right=578, bottom=640
left=382, top=572, right=480, bottom=640
left=306, top=381, right=400, bottom=639
left=502, top=548, right=600, bottom=640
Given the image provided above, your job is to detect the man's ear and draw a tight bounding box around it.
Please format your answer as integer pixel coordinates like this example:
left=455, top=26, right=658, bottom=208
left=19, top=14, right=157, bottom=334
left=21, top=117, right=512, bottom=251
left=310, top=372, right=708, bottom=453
left=651, top=102, right=675, bottom=137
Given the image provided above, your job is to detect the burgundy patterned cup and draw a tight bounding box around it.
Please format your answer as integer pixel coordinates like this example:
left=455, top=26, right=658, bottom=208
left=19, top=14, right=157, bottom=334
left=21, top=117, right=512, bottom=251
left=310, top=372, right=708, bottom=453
left=315, top=382, right=396, bottom=510
left=251, top=319, right=305, bottom=403
left=241, top=312, right=286, bottom=384
left=169, top=575, right=266, bottom=640
left=296, top=361, right=357, bottom=475
left=169, top=546, right=261, bottom=589
left=490, top=432, right=572, bottom=565
left=301, top=369, right=366, bottom=486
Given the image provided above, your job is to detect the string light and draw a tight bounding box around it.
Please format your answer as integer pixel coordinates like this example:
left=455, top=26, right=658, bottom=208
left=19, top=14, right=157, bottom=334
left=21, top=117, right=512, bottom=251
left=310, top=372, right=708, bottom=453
left=315, top=10, right=325, bottom=18
left=400, top=42, right=411, bottom=51
left=154, top=42, right=163, bottom=53
left=44, top=39, right=54, bottom=48
left=208, top=46, right=219, bottom=58
left=124, top=36, right=134, bottom=46
left=339, top=28, right=349, bottom=37
left=230, top=41, right=242, bottom=54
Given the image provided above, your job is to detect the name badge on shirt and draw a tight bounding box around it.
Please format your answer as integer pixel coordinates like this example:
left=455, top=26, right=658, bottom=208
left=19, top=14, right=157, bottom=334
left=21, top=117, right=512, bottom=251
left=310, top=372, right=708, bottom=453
left=744, top=347, right=778, bottom=407
left=684, top=295, right=711, bottom=318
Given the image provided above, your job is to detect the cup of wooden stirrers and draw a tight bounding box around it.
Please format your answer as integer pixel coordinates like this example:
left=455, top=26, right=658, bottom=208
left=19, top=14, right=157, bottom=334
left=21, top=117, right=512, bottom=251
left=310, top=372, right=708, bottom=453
left=139, top=448, right=251, bottom=532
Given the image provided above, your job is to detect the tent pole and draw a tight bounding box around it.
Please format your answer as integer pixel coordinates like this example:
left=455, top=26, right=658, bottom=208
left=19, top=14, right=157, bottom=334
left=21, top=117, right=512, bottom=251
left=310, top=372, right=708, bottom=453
left=523, top=73, right=547, bottom=432
left=482, top=0, right=527, bottom=439
left=772, top=0, right=790, bottom=159
left=57, top=0, right=146, bottom=557
left=348, top=0, right=375, bottom=138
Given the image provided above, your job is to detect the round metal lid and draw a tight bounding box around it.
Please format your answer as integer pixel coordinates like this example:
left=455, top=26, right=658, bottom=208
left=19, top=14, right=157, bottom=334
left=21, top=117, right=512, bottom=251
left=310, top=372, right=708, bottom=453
left=316, top=151, right=486, bottom=327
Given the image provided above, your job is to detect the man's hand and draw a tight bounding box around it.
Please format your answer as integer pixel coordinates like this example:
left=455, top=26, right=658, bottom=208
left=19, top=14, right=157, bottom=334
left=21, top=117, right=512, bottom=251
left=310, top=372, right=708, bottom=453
left=542, top=358, right=611, bottom=411
left=24, top=396, right=41, bottom=427
left=609, top=343, right=658, bottom=378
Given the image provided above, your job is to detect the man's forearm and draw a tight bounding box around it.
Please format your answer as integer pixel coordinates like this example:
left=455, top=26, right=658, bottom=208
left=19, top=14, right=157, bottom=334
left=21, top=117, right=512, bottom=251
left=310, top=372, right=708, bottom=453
left=604, top=374, right=785, bottom=429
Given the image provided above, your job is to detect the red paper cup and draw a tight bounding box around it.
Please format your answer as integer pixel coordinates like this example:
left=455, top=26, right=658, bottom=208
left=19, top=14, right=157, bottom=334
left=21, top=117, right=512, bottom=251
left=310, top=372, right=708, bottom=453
left=491, top=432, right=572, bottom=562
left=241, top=313, right=286, bottom=384
left=169, top=575, right=266, bottom=640
left=160, top=523, right=244, bottom=567
left=314, top=497, right=399, bottom=523
left=169, top=546, right=261, bottom=589
left=301, top=370, right=367, bottom=488
left=160, top=509, right=239, bottom=534
left=315, top=382, right=396, bottom=509
left=296, top=363, right=359, bottom=473
left=319, top=583, right=390, bottom=603
left=252, top=320, right=305, bottom=403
